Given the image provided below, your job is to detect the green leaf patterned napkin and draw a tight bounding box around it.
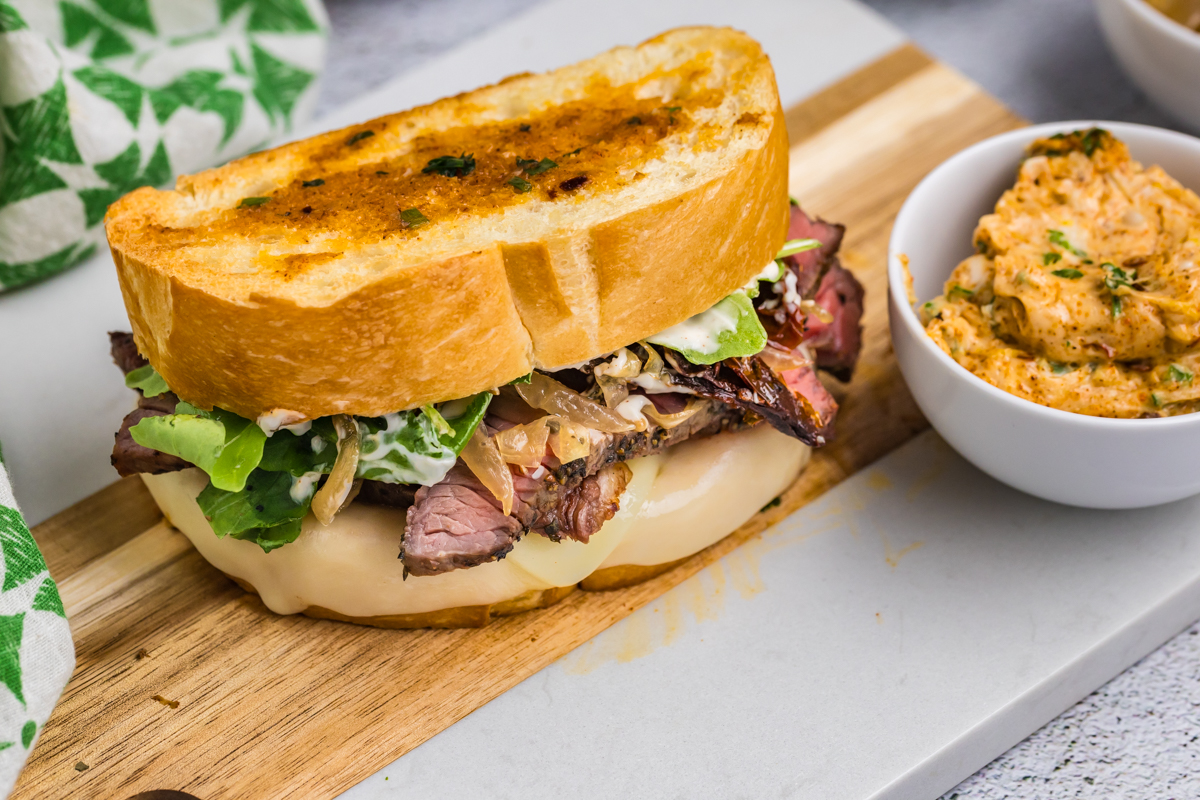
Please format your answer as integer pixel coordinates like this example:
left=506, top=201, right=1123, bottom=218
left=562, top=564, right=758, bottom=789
left=0, top=443, right=72, bottom=797
left=0, top=0, right=328, bottom=291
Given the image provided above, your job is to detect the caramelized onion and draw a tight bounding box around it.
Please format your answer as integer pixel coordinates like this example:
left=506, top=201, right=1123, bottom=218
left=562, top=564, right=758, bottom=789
left=593, top=347, right=641, bottom=408
left=494, top=419, right=552, bottom=470
left=615, top=396, right=704, bottom=431
left=515, top=372, right=634, bottom=433
left=759, top=342, right=814, bottom=374
left=461, top=425, right=515, bottom=515
left=547, top=417, right=592, bottom=463
left=639, top=342, right=666, bottom=378
left=312, top=415, right=360, bottom=525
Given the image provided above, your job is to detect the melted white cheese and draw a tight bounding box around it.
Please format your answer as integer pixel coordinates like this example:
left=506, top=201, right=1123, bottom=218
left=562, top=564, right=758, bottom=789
left=141, top=426, right=809, bottom=619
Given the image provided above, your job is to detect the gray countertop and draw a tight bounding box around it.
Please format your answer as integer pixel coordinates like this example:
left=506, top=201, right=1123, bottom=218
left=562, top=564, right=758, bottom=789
left=315, top=1, right=1199, bottom=797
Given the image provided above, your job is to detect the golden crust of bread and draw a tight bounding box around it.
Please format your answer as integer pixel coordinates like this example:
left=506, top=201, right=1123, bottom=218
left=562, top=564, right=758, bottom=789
left=105, top=26, right=790, bottom=420
left=577, top=558, right=689, bottom=591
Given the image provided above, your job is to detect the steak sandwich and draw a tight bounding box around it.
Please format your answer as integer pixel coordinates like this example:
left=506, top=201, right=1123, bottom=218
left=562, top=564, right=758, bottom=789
left=104, top=27, right=864, bottom=628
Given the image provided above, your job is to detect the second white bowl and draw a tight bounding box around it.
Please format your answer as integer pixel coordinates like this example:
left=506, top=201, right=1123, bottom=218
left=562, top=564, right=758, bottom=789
left=888, top=121, right=1200, bottom=509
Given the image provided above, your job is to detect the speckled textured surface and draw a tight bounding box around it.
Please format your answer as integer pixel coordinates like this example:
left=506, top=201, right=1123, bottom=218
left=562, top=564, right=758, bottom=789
left=945, top=619, right=1200, bottom=799
left=316, top=1, right=1200, bottom=795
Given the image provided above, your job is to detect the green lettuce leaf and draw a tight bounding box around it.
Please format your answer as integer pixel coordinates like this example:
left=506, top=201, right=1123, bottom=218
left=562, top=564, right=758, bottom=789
left=129, top=404, right=266, bottom=492
left=259, top=418, right=338, bottom=477
left=356, top=393, right=491, bottom=484
left=646, top=290, right=768, bottom=365
left=196, top=468, right=311, bottom=553
left=124, top=364, right=171, bottom=397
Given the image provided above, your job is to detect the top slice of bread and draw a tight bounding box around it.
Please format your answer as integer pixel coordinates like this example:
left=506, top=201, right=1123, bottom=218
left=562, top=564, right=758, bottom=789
left=105, top=26, right=790, bottom=421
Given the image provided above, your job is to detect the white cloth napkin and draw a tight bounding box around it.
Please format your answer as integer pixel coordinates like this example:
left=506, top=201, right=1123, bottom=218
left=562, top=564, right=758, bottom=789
left=0, top=445, right=72, bottom=797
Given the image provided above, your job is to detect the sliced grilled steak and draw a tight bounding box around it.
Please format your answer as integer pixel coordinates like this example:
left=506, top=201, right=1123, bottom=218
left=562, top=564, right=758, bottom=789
left=400, top=400, right=747, bottom=574
left=758, top=205, right=847, bottom=350
left=664, top=351, right=833, bottom=445
left=515, top=462, right=631, bottom=543
left=549, top=398, right=748, bottom=485
left=110, top=331, right=147, bottom=375
left=358, top=481, right=418, bottom=508
left=804, top=262, right=865, bottom=382
left=403, top=465, right=523, bottom=576
left=112, top=408, right=189, bottom=477
left=784, top=204, right=845, bottom=297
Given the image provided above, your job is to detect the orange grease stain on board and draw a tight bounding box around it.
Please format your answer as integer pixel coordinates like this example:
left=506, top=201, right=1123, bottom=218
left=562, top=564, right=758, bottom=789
left=866, top=470, right=893, bottom=491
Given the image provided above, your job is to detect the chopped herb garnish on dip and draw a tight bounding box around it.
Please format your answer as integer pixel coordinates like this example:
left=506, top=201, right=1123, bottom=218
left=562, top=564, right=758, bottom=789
left=302, top=179, right=325, bottom=187
left=1048, top=229, right=1088, bottom=258
left=1169, top=364, right=1194, bottom=384
left=626, top=116, right=642, bottom=125
left=507, top=176, right=532, bottom=193
left=519, top=123, right=531, bottom=132
left=948, top=284, right=974, bottom=299
left=239, top=196, right=269, bottom=207
left=1049, top=361, right=1073, bottom=374
left=1052, top=268, right=1084, bottom=279
left=1043, top=252, right=1062, bottom=265
left=346, top=130, right=375, bottom=145
left=423, top=153, right=476, bottom=177
left=400, top=208, right=429, bottom=228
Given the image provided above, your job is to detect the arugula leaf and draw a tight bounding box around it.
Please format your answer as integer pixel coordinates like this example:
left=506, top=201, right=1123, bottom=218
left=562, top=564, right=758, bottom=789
left=130, top=407, right=266, bottom=492
left=646, top=291, right=767, bottom=366
left=258, top=418, right=337, bottom=477
left=507, top=373, right=533, bottom=385
left=124, top=364, right=170, bottom=397
left=197, top=469, right=311, bottom=553
left=776, top=238, right=820, bottom=259
left=355, top=393, right=491, bottom=484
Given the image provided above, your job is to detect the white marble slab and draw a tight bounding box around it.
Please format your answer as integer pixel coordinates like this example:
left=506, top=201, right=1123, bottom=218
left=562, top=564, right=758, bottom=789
left=0, top=0, right=902, bottom=526
left=341, top=431, right=1200, bottom=800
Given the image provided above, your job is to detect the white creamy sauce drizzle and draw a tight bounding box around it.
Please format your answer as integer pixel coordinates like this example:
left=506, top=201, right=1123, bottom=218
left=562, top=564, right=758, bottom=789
left=647, top=294, right=743, bottom=356
left=630, top=371, right=693, bottom=395
left=357, top=412, right=458, bottom=486
left=614, top=394, right=657, bottom=426
left=311, top=435, right=327, bottom=454
left=747, top=258, right=785, bottom=289
left=290, top=471, right=322, bottom=504
left=256, top=408, right=311, bottom=437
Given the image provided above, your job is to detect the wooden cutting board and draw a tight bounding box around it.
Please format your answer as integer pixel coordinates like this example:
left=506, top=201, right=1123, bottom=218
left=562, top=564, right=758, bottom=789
left=12, top=44, right=1023, bottom=800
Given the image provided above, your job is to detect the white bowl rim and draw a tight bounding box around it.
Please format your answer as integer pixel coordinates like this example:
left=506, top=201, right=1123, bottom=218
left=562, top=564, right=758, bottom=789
left=888, top=119, right=1200, bottom=432
left=1114, top=0, right=1200, bottom=47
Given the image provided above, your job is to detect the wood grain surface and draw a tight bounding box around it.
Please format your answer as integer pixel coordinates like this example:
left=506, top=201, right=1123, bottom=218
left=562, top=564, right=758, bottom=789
left=13, top=46, right=1024, bottom=800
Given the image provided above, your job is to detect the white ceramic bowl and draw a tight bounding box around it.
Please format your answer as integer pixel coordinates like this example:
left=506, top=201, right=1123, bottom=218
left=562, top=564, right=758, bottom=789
left=888, top=121, right=1200, bottom=509
left=1095, top=0, right=1200, bottom=132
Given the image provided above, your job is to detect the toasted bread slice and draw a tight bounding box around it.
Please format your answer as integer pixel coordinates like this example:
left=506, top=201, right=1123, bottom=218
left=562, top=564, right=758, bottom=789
left=106, top=26, right=790, bottom=421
